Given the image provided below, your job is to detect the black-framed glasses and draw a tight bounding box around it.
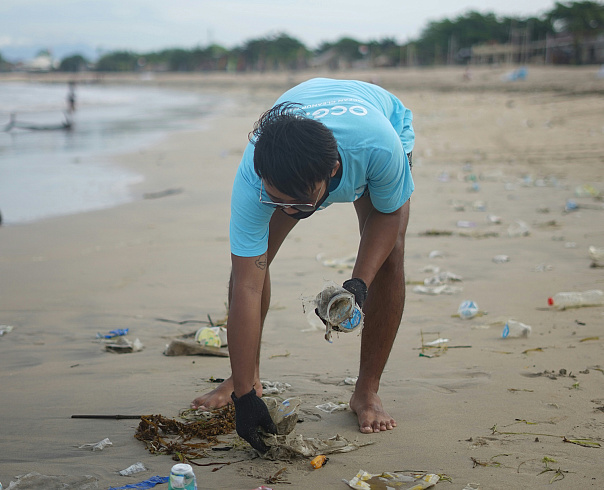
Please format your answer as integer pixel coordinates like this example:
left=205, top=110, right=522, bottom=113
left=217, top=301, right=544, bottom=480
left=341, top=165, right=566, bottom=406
left=259, top=180, right=325, bottom=212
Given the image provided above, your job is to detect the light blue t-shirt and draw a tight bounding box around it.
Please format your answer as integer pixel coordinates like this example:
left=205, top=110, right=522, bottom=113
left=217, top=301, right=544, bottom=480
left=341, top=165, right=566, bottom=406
left=230, top=78, right=415, bottom=257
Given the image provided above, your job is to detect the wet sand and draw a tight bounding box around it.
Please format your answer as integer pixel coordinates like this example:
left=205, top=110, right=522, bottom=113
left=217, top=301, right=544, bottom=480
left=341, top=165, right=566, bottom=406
left=1, top=66, right=603, bottom=489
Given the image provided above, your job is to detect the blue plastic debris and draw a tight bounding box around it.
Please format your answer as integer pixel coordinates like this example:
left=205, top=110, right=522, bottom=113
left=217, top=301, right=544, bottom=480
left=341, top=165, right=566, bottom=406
left=97, top=328, right=129, bottom=339
left=108, top=475, right=169, bottom=490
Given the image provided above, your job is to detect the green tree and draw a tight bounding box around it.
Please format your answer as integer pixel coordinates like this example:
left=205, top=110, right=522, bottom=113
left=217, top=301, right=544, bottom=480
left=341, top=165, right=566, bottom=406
left=96, top=51, right=138, bottom=71
left=547, top=1, right=604, bottom=63
left=59, top=54, right=88, bottom=72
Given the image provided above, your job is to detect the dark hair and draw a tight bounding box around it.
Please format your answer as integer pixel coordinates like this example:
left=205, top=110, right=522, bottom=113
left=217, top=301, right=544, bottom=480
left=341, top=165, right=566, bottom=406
left=250, top=102, right=338, bottom=200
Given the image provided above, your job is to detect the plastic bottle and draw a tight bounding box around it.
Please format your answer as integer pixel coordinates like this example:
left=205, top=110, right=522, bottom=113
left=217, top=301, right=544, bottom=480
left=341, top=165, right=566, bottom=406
left=502, top=320, right=532, bottom=338
left=168, top=463, right=197, bottom=490
left=326, top=292, right=363, bottom=332
left=548, top=289, right=604, bottom=309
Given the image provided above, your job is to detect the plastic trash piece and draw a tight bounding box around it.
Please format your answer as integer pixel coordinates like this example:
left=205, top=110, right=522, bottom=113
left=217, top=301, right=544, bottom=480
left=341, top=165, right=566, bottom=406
left=344, top=469, right=439, bottom=489
left=589, top=246, right=604, bottom=267
left=458, top=300, right=479, bottom=319
left=502, top=320, right=532, bottom=338
left=79, top=437, right=112, bottom=451
left=109, top=476, right=169, bottom=490
left=168, top=463, right=196, bottom=490
left=119, top=462, right=147, bottom=476
left=507, top=220, right=530, bottom=237
left=413, top=285, right=462, bottom=295
left=309, top=281, right=364, bottom=341
left=261, top=380, right=291, bottom=395
left=492, top=255, right=510, bottom=263
left=564, top=199, right=579, bottom=212
left=311, top=455, right=328, bottom=469
left=194, top=326, right=227, bottom=347
left=97, top=328, right=129, bottom=339
left=316, top=402, right=349, bottom=413
left=0, top=325, right=13, bottom=336
left=548, top=290, right=604, bottom=309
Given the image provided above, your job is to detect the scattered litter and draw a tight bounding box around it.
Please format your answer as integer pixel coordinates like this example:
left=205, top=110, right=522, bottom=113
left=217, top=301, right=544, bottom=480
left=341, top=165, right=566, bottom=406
left=428, top=250, right=445, bottom=259
left=589, top=246, right=604, bottom=267
left=421, top=264, right=440, bottom=273
left=564, top=199, right=579, bottom=212
left=486, top=214, right=502, bottom=224
left=119, top=462, right=147, bottom=476
left=343, top=376, right=358, bottom=385
left=533, top=264, right=553, bottom=272
left=310, top=454, right=328, bottom=469
left=423, top=271, right=462, bottom=286
left=194, top=326, right=227, bottom=347
left=343, top=470, right=439, bottom=490
left=261, top=398, right=372, bottom=460
left=316, top=253, right=356, bottom=269
left=457, top=300, right=480, bottom=319
left=79, top=437, right=112, bottom=451
left=302, top=281, right=364, bottom=342
left=261, top=380, right=291, bottom=395
left=507, top=220, right=530, bottom=237
left=97, top=328, right=129, bottom=339
left=5, top=473, right=99, bottom=489
left=575, top=184, right=600, bottom=198
left=548, top=289, right=604, bottom=309
left=424, top=338, right=450, bottom=346
left=0, top=325, right=14, bottom=336
left=473, top=200, right=486, bottom=211
left=456, top=220, right=476, bottom=228
left=163, top=337, right=229, bottom=357
left=502, top=320, right=532, bottom=338
left=316, top=402, right=349, bottom=413
left=492, top=255, right=510, bottom=263
left=413, top=285, right=463, bottom=295
left=108, top=476, right=169, bottom=490
left=105, top=337, right=144, bottom=353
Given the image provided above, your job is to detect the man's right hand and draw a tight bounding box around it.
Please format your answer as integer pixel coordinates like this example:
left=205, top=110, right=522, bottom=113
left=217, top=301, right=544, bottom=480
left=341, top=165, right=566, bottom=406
left=231, top=388, right=277, bottom=453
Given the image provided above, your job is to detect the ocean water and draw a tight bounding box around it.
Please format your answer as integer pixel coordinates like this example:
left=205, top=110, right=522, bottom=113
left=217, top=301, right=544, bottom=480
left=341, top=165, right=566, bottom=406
left=0, top=81, right=225, bottom=225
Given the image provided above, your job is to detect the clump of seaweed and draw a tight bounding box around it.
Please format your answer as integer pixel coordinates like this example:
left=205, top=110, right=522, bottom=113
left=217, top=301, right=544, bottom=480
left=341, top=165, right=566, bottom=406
left=135, top=405, right=236, bottom=461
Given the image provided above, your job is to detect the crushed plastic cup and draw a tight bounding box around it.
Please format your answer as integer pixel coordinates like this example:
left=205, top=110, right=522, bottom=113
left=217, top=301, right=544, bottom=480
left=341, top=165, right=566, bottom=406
left=458, top=300, right=479, bottom=319
left=502, top=320, right=532, bottom=338
left=507, top=220, right=530, bottom=237
left=119, top=462, right=146, bottom=476
left=194, top=326, right=227, bottom=347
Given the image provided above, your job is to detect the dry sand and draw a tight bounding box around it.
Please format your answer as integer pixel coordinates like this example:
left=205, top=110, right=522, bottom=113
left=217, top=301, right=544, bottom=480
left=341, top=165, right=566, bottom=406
left=1, top=66, right=604, bottom=489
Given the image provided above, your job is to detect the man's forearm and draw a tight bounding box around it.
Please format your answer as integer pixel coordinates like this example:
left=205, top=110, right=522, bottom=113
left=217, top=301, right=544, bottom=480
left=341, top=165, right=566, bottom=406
left=352, top=208, right=402, bottom=287
left=227, top=287, right=262, bottom=397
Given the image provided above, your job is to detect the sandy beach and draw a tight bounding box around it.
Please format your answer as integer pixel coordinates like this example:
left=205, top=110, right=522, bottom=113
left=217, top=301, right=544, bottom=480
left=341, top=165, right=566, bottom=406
left=1, top=66, right=603, bottom=489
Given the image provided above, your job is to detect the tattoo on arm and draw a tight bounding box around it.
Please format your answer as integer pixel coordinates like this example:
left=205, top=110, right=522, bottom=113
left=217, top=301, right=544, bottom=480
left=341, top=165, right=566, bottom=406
left=255, top=254, right=267, bottom=270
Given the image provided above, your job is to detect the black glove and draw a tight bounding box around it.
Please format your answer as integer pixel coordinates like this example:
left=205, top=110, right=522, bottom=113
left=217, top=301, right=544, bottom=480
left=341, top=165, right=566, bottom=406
left=343, top=278, right=368, bottom=309
left=231, top=388, right=277, bottom=453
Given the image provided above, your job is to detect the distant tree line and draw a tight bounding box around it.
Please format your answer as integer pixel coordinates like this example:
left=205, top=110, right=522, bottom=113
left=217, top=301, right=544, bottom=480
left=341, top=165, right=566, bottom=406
left=3, top=1, right=603, bottom=72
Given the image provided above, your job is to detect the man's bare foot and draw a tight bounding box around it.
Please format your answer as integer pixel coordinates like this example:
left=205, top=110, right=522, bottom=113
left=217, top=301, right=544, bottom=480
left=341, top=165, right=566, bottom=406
left=349, top=390, right=397, bottom=433
left=190, top=377, right=263, bottom=410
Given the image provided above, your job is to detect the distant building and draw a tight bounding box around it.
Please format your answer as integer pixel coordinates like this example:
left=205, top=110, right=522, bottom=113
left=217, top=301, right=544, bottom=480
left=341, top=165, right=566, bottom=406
left=23, top=51, right=58, bottom=72
left=470, top=32, right=604, bottom=65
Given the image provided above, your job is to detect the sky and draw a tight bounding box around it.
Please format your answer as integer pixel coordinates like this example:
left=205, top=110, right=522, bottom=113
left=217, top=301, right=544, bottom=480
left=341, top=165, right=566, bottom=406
left=0, top=0, right=558, bottom=61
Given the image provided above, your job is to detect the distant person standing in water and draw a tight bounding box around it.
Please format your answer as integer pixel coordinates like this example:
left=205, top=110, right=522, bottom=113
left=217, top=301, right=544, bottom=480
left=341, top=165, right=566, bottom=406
left=67, top=81, right=76, bottom=113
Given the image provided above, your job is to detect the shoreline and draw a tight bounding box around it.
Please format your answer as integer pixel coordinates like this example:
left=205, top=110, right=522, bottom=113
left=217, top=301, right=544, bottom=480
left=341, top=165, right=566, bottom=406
left=0, top=68, right=603, bottom=489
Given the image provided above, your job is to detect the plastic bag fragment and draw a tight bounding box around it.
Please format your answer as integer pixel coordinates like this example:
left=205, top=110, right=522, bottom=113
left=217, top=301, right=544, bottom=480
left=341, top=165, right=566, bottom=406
left=343, top=469, right=439, bottom=490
